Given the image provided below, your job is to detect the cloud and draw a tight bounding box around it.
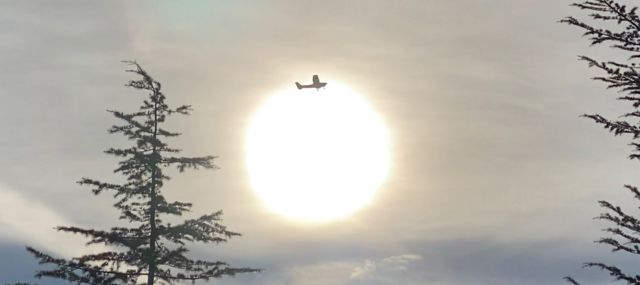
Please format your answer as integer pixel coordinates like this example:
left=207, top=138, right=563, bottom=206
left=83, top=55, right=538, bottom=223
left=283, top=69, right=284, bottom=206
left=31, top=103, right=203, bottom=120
left=231, top=254, right=425, bottom=285
left=287, top=261, right=358, bottom=285
left=350, top=254, right=423, bottom=281
left=0, top=182, right=105, bottom=258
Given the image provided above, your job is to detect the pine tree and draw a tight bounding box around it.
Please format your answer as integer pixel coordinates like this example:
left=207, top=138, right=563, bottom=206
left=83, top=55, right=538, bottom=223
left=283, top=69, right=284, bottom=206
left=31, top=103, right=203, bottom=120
left=562, top=1, right=640, bottom=284
left=22, top=61, right=259, bottom=284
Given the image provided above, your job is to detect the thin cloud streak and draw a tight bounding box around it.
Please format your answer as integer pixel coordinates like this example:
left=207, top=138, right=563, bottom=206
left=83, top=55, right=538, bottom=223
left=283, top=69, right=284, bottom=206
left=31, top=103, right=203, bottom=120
left=0, top=183, right=105, bottom=258
left=350, top=254, right=423, bottom=281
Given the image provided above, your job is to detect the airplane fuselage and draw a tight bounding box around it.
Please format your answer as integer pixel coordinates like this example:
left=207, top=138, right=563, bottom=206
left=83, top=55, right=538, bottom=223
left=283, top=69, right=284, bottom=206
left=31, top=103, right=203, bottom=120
left=296, top=82, right=327, bottom=90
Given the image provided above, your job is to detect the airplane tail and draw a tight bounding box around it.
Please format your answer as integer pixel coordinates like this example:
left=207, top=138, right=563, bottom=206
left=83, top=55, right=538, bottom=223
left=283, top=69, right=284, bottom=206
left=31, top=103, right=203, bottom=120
left=295, top=82, right=302, bottom=89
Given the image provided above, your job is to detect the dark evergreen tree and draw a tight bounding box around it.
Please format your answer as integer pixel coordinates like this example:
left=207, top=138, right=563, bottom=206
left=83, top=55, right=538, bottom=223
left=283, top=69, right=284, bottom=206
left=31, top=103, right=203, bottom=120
left=22, top=62, right=259, bottom=285
left=562, top=1, right=640, bottom=284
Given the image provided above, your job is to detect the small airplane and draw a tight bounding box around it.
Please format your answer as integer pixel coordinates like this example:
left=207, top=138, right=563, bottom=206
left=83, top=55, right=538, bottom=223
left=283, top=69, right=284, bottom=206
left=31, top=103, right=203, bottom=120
left=295, top=75, right=327, bottom=90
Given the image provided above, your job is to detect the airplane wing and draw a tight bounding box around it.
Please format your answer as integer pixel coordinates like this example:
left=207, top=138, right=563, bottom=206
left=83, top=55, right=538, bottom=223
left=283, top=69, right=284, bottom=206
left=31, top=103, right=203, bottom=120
left=312, top=75, right=320, bottom=84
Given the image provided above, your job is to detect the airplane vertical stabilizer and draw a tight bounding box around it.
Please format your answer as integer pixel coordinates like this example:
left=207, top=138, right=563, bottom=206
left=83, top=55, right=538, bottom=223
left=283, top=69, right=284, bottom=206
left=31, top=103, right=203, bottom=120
left=295, top=82, right=303, bottom=89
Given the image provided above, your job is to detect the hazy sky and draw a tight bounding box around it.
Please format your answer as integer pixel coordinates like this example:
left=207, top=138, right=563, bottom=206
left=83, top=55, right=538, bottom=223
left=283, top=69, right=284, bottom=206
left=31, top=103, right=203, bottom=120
left=1, top=1, right=637, bottom=284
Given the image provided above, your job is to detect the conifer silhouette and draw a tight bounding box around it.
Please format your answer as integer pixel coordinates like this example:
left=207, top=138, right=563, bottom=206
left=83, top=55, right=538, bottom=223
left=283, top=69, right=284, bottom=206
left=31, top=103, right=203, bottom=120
left=563, top=1, right=640, bottom=284
left=22, top=61, right=259, bottom=285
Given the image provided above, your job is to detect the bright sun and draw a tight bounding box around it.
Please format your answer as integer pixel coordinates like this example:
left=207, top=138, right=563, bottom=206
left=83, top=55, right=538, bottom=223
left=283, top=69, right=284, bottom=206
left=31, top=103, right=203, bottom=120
left=246, top=82, right=390, bottom=222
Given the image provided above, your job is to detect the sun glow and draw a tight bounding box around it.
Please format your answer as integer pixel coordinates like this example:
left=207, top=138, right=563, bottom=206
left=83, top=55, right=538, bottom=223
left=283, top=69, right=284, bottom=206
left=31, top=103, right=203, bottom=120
left=246, top=82, right=390, bottom=222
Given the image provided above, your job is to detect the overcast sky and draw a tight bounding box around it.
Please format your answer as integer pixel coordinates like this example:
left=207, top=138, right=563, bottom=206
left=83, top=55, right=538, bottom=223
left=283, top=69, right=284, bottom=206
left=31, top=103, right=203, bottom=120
left=1, top=1, right=638, bottom=284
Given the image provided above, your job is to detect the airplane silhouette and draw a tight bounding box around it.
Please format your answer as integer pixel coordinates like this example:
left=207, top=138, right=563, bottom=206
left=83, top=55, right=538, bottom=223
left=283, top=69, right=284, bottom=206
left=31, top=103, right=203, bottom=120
left=295, top=75, right=327, bottom=90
